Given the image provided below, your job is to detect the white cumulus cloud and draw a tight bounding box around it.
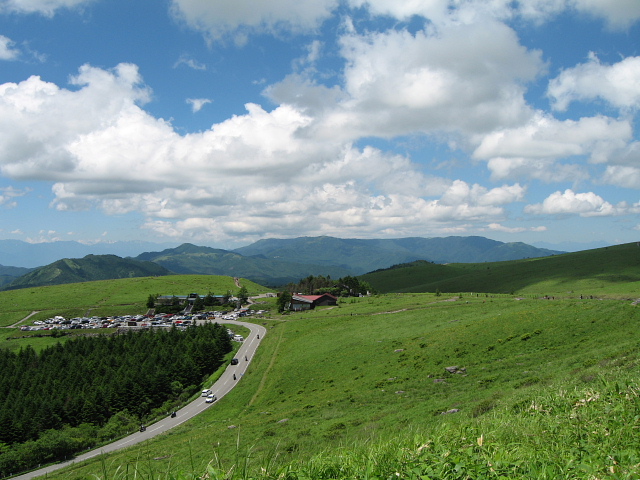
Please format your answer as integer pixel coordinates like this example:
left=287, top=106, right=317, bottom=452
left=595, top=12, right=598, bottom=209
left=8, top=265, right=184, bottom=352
left=0, top=63, right=525, bottom=244
left=548, top=53, right=640, bottom=111
left=525, top=189, right=640, bottom=217
left=474, top=113, right=633, bottom=181
left=279, top=20, right=544, bottom=143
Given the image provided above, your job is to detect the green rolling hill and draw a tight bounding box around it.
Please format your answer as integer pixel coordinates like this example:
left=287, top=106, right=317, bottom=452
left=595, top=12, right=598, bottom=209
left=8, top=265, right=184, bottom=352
left=2, top=254, right=172, bottom=291
left=360, top=242, right=640, bottom=296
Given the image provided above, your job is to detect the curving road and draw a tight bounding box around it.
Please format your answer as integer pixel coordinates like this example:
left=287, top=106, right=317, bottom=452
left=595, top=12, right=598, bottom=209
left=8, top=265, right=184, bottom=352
left=11, top=319, right=267, bottom=480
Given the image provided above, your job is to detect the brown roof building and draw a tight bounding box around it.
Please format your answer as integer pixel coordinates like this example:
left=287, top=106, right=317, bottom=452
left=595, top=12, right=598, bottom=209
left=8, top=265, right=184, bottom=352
left=290, top=293, right=338, bottom=311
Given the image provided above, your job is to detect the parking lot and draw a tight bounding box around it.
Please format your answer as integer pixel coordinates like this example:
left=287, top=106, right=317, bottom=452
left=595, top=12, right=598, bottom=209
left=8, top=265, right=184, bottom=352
left=19, top=308, right=268, bottom=332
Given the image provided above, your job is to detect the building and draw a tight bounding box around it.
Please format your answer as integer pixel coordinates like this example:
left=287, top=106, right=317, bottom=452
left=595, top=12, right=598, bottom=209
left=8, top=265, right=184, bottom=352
left=289, top=293, right=338, bottom=311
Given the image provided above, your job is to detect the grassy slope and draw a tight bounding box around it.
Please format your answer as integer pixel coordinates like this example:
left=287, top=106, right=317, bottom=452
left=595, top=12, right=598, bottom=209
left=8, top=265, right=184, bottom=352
left=0, top=275, right=269, bottom=328
left=37, top=293, right=640, bottom=479
left=3, top=245, right=640, bottom=478
left=361, top=242, right=640, bottom=296
left=2, top=255, right=172, bottom=291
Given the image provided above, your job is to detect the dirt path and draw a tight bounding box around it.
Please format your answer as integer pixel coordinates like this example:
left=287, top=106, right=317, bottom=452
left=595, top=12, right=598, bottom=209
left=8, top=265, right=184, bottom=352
left=248, top=325, right=282, bottom=407
left=6, top=311, right=40, bottom=328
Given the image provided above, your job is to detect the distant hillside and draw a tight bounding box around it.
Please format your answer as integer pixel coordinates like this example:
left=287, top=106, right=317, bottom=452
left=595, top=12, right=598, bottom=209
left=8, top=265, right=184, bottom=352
left=0, top=236, right=564, bottom=289
left=0, top=265, right=32, bottom=288
left=234, top=236, right=563, bottom=274
left=2, top=255, right=172, bottom=290
left=360, top=242, right=640, bottom=295
left=135, top=243, right=353, bottom=286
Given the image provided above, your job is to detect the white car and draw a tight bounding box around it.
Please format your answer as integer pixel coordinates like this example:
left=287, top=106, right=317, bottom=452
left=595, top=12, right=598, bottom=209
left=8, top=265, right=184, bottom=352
left=201, top=389, right=211, bottom=397
left=205, top=394, right=217, bottom=403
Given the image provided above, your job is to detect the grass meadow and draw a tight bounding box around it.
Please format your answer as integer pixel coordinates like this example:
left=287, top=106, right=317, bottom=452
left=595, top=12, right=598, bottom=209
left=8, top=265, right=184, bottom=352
left=0, top=274, right=269, bottom=329
left=361, top=242, right=640, bottom=297
left=18, top=290, right=640, bottom=480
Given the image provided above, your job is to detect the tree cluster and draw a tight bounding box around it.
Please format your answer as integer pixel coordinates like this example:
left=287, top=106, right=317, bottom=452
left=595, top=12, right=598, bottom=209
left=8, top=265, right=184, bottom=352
left=0, top=323, right=232, bottom=477
left=281, top=275, right=374, bottom=297
left=147, top=288, right=249, bottom=314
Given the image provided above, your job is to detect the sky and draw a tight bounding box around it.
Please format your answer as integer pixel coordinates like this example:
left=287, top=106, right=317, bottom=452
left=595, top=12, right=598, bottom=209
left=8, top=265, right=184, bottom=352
left=0, top=0, right=639, bottom=251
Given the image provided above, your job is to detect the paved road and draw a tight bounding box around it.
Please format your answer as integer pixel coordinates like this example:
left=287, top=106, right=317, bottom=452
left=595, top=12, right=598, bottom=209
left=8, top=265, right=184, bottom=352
left=10, top=319, right=267, bottom=480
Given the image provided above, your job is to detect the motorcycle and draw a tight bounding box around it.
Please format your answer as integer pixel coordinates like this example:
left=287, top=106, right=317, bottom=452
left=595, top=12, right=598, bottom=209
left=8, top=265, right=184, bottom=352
left=140, top=425, right=146, bottom=432
left=170, top=411, right=176, bottom=418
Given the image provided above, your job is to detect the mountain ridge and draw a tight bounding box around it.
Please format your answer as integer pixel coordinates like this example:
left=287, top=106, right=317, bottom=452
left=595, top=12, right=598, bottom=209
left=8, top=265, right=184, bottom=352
left=0, top=236, right=564, bottom=289
left=2, top=254, right=172, bottom=291
left=233, top=235, right=564, bottom=273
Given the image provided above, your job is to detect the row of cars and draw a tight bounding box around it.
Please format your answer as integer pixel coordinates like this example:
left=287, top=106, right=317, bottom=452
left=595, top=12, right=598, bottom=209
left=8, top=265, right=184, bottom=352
left=21, top=313, right=192, bottom=331
left=20, top=308, right=269, bottom=332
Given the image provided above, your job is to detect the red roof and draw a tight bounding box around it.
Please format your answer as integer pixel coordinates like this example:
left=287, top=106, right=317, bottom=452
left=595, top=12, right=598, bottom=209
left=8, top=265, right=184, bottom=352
left=294, top=293, right=337, bottom=301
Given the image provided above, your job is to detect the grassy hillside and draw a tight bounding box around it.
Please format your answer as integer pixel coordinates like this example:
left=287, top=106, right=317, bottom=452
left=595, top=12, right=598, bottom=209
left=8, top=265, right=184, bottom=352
left=0, top=274, right=269, bottom=328
left=361, top=242, right=640, bottom=296
left=2, top=255, right=172, bottom=291
left=3, top=246, right=640, bottom=479
left=24, top=291, right=640, bottom=479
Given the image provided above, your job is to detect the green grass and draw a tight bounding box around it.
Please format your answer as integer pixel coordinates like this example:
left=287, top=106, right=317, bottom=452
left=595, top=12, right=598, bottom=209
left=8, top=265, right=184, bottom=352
left=3, top=248, right=640, bottom=479
left=361, top=242, right=640, bottom=296
left=0, top=275, right=269, bottom=328
left=30, top=292, right=640, bottom=479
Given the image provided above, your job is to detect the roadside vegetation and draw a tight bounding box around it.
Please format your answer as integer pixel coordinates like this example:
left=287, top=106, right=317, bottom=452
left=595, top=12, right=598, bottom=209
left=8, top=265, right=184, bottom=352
left=0, top=323, right=233, bottom=477
left=1, top=245, right=640, bottom=479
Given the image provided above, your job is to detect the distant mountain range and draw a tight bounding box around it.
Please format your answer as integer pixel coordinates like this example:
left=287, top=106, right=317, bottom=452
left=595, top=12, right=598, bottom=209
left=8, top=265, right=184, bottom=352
left=0, top=236, right=565, bottom=290
left=233, top=236, right=564, bottom=273
left=135, top=242, right=353, bottom=286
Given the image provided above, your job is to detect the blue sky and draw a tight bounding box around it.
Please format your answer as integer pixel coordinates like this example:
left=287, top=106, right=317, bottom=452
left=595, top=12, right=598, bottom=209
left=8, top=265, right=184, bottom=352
left=0, top=0, right=639, bottom=251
